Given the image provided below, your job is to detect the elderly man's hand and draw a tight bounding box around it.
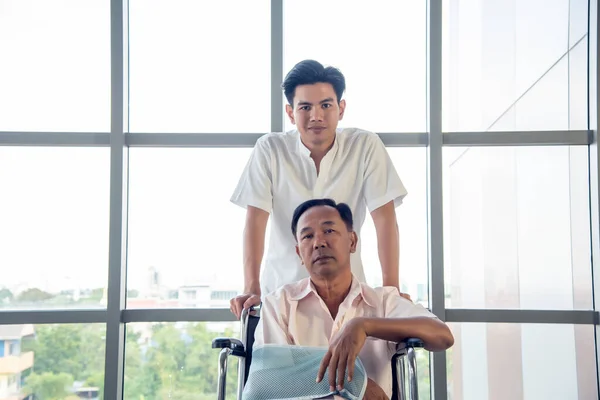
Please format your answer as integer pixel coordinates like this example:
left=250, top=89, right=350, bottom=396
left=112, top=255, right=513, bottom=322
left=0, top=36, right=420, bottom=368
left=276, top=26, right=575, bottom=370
left=316, top=318, right=367, bottom=392
left=229, top=293, right=261, bottom=319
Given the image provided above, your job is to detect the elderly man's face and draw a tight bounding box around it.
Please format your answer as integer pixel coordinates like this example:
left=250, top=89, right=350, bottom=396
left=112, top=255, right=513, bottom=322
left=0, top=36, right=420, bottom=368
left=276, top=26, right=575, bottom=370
left=295, top=205, right=357, bottom=278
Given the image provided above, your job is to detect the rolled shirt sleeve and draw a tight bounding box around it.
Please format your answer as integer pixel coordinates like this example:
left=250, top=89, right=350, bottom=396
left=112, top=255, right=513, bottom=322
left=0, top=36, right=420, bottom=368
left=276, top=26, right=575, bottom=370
left=362, top=133, right=408, bottom=212
left=230, top=137, right=273, bottom=213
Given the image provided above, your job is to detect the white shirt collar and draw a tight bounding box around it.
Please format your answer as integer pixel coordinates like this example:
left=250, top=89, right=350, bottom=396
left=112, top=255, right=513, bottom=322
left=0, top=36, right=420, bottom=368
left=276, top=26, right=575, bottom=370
left=295, top=129, right=339, bottom=158
left=288, top=275, right=378, bottom=309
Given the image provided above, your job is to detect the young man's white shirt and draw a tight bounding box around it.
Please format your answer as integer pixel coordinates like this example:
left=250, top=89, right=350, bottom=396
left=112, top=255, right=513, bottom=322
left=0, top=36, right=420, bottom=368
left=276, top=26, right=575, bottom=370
left=253, top=276, right=437, bottom=398
left=230, top=128, right=407, bottom=295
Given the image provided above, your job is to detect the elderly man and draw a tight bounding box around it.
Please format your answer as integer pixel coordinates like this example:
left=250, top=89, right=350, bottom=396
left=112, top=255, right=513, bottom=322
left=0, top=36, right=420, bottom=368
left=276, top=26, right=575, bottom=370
left=253, top=199, right=454, bottom=399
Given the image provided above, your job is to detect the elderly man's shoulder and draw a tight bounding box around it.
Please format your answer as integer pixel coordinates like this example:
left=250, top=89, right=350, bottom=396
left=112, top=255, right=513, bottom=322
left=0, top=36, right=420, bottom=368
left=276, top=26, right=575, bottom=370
left=262, top=279, right=310, bottom=305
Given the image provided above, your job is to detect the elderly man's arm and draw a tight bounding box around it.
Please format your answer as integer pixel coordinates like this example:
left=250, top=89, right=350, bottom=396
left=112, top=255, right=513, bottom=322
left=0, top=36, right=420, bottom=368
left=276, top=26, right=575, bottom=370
left=361, top=316, right=454, bottom=352
left=317, top=316, right=453, bottom=391
left=371, top=201, right=400, bottom=289
left=317, top=315, right=453, bottom=390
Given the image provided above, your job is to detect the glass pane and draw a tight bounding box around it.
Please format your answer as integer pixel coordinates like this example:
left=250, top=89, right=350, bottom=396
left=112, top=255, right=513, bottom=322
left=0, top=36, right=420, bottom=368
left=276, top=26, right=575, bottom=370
left=443, top=146, right=592, bottom=309
left=512, top=51, right=569, bottom=131
left=127, top=148, right=251, bottom=306
left=283, top=0, right=427, bottom=132
left=0, top=323, right=106, bottom=400
left=361, top=148, right=428, bottom=305
left=442, top=0, right=574, bottom=132
left=128, top=0, right=270, bottom=133
left=416, top=352, right=431, bottom=400
left=0, top=0, right=110, bottom=132
left=489, top=52, right=569, bottom=131
left=124, top=321, right=239, bottom=400
left=447, top=323, right=597, bottom=400
left=127, top=147, right=427, bottom=308
left=569, top=0, right=588, bottom=47
left=569, top=38, right=588, bottom=130
left=0, top=148, right=110, bottom=310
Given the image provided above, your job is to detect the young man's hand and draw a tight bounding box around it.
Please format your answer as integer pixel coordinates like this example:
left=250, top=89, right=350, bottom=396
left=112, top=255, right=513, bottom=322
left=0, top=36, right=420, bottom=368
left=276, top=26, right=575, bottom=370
left=316, top=318, right=367, bottom=391
left=399, top=292, right=412, bottom=301
left=229, top=293, right=261, bottom=319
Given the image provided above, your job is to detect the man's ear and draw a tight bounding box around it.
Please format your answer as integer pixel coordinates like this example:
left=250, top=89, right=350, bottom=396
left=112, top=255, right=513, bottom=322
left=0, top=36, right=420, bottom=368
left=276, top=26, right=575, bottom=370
left=295, top=245, right=303, bottom=264
left=350, top=231, right=358, bottom=253
left=285, top=104, right=295, bottom=125
left=338, top=99, right=346, bottom=121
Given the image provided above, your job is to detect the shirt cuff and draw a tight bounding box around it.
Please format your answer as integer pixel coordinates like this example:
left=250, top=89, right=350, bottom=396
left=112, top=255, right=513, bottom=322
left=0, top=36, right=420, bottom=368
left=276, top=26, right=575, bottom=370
left=366, top=189, right=408, bottom=213
left=230, top=196, right=272, bottom=214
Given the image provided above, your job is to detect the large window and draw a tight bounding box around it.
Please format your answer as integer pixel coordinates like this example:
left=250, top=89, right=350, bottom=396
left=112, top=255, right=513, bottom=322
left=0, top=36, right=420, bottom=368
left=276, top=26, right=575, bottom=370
left=127, top=148, right=252, bottom=304
left=443, top=146, right=592, bottom=310
left=0, top=147, right=110, bottom=310
left=124, top=322, right=239, bottom=399
left=0, top=0, right=110, bottom=132
left=447, top=323, right=597, bottom=400
left=442, top=0, right=588, bottom=132
left=128, top=0, right=271, bottom=133
left=361, top=148, right=428, bottom=302
left=0, top=324, right=106, bottom=400
left=1, top=1, right=598, bottom=400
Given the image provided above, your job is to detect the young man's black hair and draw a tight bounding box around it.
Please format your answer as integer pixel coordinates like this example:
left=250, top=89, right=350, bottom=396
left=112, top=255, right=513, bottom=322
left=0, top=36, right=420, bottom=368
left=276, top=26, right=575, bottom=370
left=281, top=60, right=346, bottom=105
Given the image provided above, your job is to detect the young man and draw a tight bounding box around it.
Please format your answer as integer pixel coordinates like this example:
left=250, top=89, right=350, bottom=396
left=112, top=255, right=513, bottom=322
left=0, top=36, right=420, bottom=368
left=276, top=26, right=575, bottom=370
left=230, top=60, right=408, bottom=317
left=252, top=199, right=454, bottom=399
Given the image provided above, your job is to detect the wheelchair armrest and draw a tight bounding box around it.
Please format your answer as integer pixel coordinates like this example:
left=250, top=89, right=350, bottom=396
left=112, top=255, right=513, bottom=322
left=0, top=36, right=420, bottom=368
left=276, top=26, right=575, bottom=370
left=212, top=337, right=242, bottom=349
left=392, top=338, right=422, bottom=399
left=395, top=338, right=425, bottom=352
left=212, top=337, right=246, bottom=357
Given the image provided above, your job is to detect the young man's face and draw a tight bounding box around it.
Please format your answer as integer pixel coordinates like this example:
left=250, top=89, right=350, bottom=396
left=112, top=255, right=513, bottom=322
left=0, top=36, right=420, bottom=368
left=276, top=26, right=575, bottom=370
left=285, top=82, right=346, bottom=148
left=295, top=205, right=357, bottom=279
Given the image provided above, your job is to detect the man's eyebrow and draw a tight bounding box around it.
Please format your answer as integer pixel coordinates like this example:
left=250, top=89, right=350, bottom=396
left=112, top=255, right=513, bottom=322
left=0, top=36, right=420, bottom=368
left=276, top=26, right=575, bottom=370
left=321, top=221, right=335, bottom=227
left=299, top=226, right=313, bottom=235
left=296, top=98, right=335, bottom=106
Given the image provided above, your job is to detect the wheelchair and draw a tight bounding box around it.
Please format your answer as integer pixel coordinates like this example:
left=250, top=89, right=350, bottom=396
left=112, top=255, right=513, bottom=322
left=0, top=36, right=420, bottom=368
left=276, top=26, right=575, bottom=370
left=212, top=307, right=426, bottom=400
